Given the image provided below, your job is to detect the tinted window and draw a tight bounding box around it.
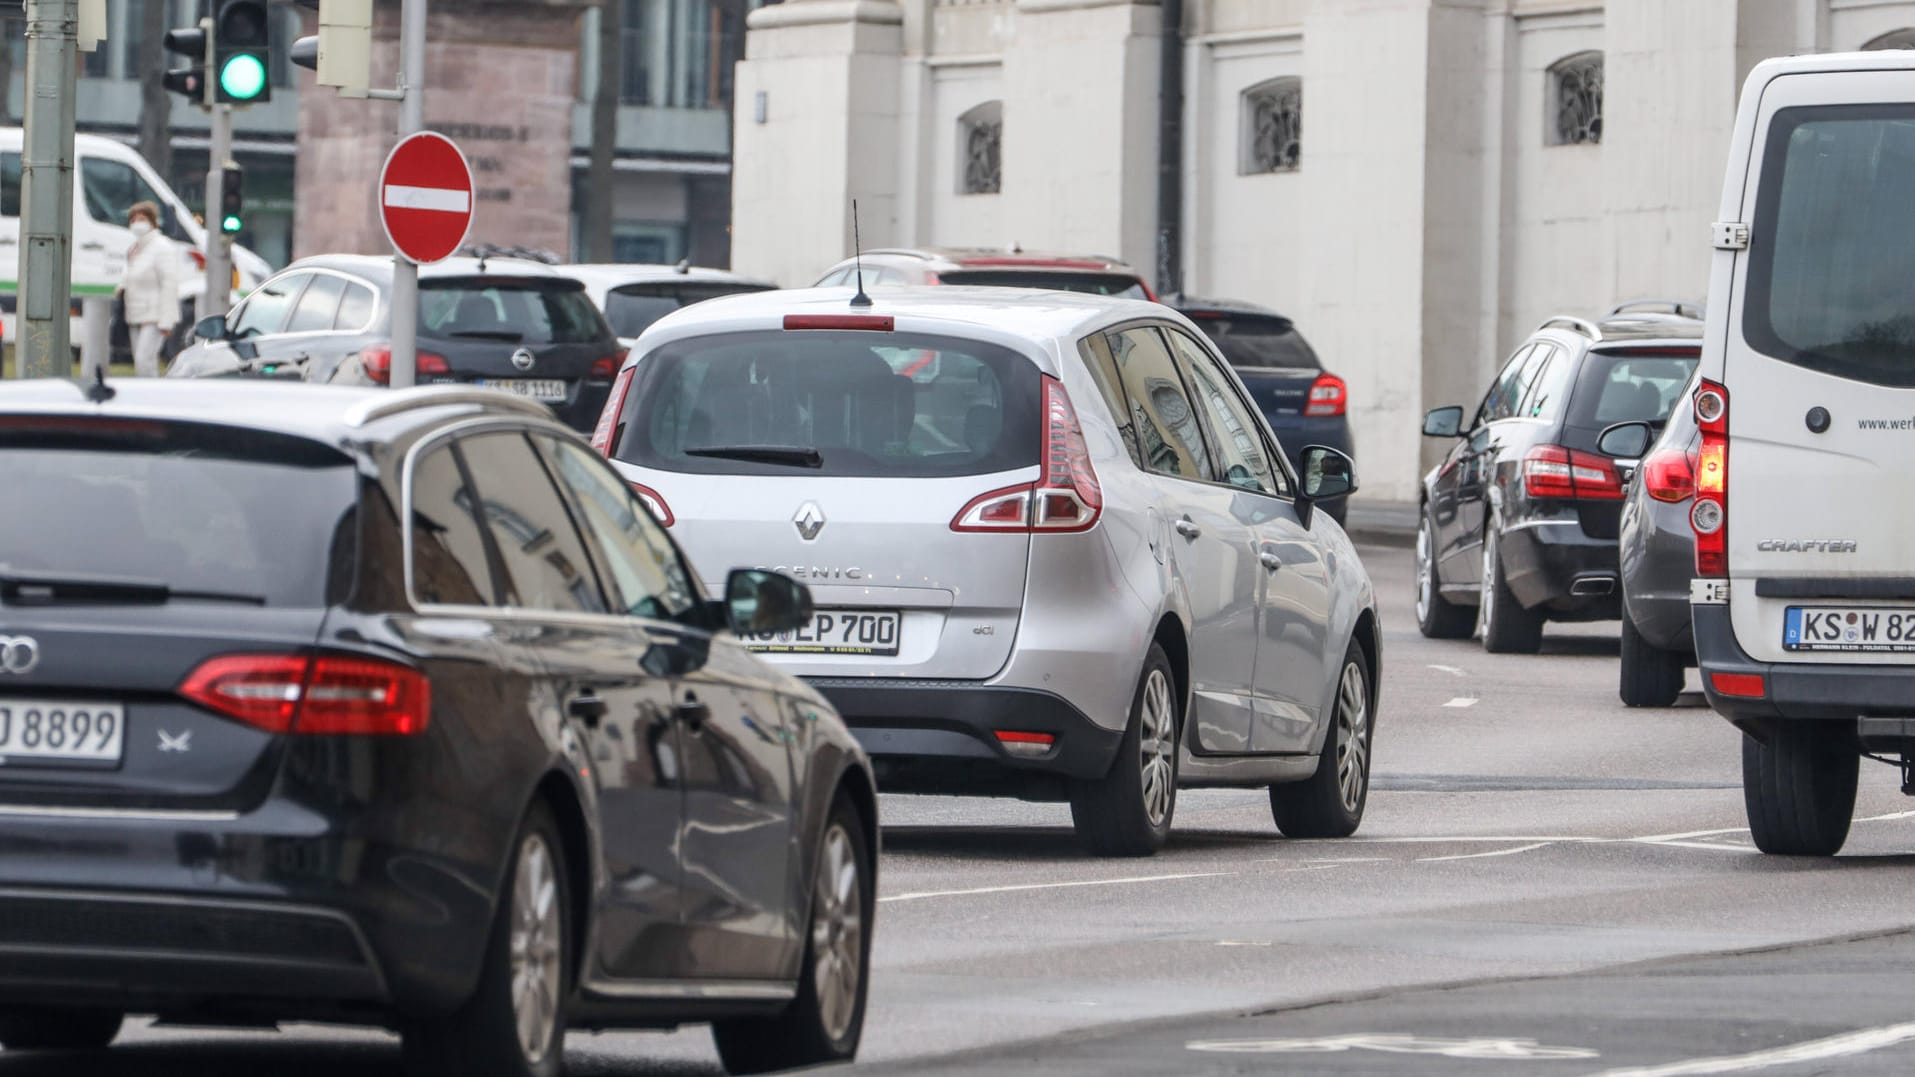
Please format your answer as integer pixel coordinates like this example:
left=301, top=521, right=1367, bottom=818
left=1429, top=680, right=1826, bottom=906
left=602, top=281, right=776, bottom=339
left=1108, top=327, right=1213, bottom=481
left=1184, top=312, right=1320, bottom=370
left=408, top=445, right=498, bottom=606
left=1169, top=329, right=1284, bottom=496
left=1477, top=344, right=1539, bottom=425
left=285, top=274, right=346, bottom=333
left=1521, top=345, right=1572, bottom=420
left=421, top=280, right=610, bottom=345
left=939, top=270, right=1149, bottom=299
left=79, top=157, right=166, bottom=226
left=458, top=431, right=609, bottom=615
left=1, top=153, right=17, bottom=218
left=0, top=419, right=357, bottom=607
left=620, top=330, right=1042, bottom=479
left=335, top=283, right=376, bottom=330
left=231, top=274, right=305, bottom=338
left=1746, top=106, right=1915, bottom=387
left=538, top=436, right=698, bottom=620
left=1567, top=352, right=1700, bottom=429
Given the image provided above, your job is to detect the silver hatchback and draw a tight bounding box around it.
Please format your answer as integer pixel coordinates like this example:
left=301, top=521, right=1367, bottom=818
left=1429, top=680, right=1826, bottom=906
left=592, top=287, right=1382, bottom=855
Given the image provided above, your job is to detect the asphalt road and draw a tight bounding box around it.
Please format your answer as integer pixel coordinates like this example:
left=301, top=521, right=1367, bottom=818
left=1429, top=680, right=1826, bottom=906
left=9, top=541, right=1915, bottom=1076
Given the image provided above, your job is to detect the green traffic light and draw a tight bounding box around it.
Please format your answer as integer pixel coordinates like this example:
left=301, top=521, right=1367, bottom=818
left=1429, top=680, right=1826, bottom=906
left=222, top=215, right=243, bottom=233
left=219, top=54, right=267, bottom=101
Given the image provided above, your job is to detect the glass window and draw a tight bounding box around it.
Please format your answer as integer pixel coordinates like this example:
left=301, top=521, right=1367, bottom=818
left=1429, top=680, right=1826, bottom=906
left=1108, top=327, right=1214, bottom=482
left=285, top=274, right=347, bottom=334
left=1184, top=311, right=1320, bottom=370
left=537, top=436, right=698, bottom=621
left=420, top=280, right=609, bottom=345
left=601, top=281, right=775, bottom=339
left=1076, top=332, right=1143, bottom=467
left=1520, top=345, right=1572, bottom=420
left=79, top=157, right=167, bottom=226
left=1745, top=105, right=1915, bottom=388
left=937, top=271, right=1149, bottom=299
left=1, top=153, right=18, bottom=218
left=618, top=0, right=747, bottom=109
left=408, top=444, right=498, bottom=607
left=1168, top=329, right=1285, bottom=496
left=1476, top=344, right=1539, bottom=426
left=229, top=273, right=306, bottom=338
left=457, top=431, right=609, bottom=615
left=335, top=283, right=376, bottom=331
left=1567, top=352, right=1700, bottom=429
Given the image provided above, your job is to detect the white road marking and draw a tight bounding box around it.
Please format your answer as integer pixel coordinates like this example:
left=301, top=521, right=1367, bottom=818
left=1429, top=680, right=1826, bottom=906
left=1593, top=1021, right=1915, bottom=1076
left=1855, top=808, right=1915, bottom=823
left=1214, top=940, right=1275, bottom=947
left=879, top=871, right=1234, bottom=904
left=1417, top=842, right=1552, bottom=863
left=1428, top=664, right=1469, bottom=677
left=1631, top=826, right=1751, bottom=843
left=1442, top=697, right=1479, bottom=708
left=1345, top=835, right=1601, bottom=844
left=382, top=184, right=470, bottom=213
left=1189, top=1034, right=1598, bottom=1060
left=1630, top=839, right=1753, bottom=853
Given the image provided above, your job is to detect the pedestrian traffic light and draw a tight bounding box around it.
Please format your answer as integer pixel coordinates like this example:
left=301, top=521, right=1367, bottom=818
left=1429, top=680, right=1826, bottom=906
left=162, top=21, right=212, bottom=106
left=220, top=164, right=245, bottom=234
left=214, top=0, right=272, bottom=105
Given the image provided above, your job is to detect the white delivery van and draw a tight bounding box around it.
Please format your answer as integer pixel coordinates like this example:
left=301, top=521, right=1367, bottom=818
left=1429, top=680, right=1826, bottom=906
left=0, top=129, right=269, bottom=350
left=1693, top=51, right=1915, bottom=856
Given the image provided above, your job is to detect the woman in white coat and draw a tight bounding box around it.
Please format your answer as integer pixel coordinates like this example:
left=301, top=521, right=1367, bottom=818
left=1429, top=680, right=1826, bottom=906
left=116, top=200, right=181, bottom=377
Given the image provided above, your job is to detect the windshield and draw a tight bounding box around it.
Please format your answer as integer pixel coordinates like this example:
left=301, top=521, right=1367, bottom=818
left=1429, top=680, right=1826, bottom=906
left=617, top=329, right=1042, bottom=478
left=1185, top=312, right=1320, bottom=370
left=603, top=281, right=777, bottom=338
left=937, top=270, right=1150, bottom=299
left=421, top=279, right=610, bottom=345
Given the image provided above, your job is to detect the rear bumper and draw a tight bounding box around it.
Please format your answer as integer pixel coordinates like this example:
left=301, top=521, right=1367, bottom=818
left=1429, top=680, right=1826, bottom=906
left=1500, top=520, right=1620, bottom=618
left=1695, top=603, right=1915, bottom=723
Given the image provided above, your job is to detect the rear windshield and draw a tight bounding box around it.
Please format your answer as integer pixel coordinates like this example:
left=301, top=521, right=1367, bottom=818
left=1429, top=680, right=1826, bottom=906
left=1567, top=351, right=1699, bottom=430
left=1184, top=312, right=1320, bottom=370
left=938, top=270, right=1149, bottom=300
left=1746, top=105, right=1915, bottom=388
left=618, top=329, right=1042, bottom=478
left=603, top=282, right=776, bottom=339
left=0, top=419, right=358, bottom=607
left=421, top=279, right=609, bottom=345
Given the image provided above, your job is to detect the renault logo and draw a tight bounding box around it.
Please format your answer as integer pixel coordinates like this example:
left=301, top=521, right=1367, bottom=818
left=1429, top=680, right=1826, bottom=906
left=0, top=636, right=39, bottom=675
left=794, top=502, right=826, bottom=542
left=510, top=348, right=537, bottom=372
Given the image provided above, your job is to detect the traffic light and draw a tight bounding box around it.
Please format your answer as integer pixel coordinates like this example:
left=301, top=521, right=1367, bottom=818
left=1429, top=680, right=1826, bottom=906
left=214, top=0, right=272, bottom=105
left=162, top=21, right=211, bottom=106
left=220, top=164, right=245, bottom=235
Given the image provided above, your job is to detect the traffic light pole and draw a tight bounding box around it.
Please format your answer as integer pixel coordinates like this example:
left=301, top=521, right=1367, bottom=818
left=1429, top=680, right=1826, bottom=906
left=388, top=0, right=427, bottom=389
left=17, top=0, right=79, bottom=378
left=203, top=104, right=233, bottom=325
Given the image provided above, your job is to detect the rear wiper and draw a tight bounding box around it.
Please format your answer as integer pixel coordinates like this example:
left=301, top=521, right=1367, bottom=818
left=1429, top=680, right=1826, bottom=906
left=446, top=330, right=525, bottom=342
left=0, top=570, right=267, bottom=607
left=684, top=445, right=825, bottom=469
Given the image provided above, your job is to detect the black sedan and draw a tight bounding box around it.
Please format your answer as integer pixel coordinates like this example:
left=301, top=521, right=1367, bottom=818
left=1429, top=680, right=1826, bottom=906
left=0, top=379, right=876, bottom=1077
left=1615, top=368, right=1703, bottom=706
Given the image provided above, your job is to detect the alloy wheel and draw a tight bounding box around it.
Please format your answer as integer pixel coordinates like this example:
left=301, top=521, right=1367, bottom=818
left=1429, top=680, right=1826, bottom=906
left=510, top=832, right=563, bottom=1067
left=1334, top=660, right=1371, bottom=813
left=811, top=822, right=864, bottom=1044
left=1415, top=520, right=1436, bottom=624
left=1480, top=529, right=1498, bottom=635
left=1139, top=667, right=1176, bottom=827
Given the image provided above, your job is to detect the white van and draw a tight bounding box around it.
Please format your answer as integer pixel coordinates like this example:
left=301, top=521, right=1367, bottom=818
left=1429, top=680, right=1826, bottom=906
left=0, top=129, right=269, bottom=349
left=1693, top=51, right=1915, bottom=856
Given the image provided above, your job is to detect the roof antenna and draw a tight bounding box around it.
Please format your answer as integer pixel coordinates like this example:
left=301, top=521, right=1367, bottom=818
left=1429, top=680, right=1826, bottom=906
left=849, top=199, right=873, bottom=309
left=84, top=365, right=115, bottom=404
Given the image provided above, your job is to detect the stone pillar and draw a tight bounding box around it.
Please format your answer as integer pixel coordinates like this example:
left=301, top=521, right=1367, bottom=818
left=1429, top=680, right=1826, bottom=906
left=294, top=0, right=591, bottom=262
left=730, top=0, right=905, bottom=287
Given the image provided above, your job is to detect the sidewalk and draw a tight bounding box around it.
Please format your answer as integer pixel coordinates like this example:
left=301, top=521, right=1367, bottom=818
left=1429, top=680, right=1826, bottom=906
left=1341, top=498, right=1417, bottom=548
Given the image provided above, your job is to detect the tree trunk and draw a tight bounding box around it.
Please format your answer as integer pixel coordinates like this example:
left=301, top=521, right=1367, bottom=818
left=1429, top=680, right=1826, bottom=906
left=584, top=0, right=620, bottom=262
left=137, top=0, right=173, bottom=181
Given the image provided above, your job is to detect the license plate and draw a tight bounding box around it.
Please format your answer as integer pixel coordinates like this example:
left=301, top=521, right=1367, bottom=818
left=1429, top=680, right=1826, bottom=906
left=1785, top=607, right=1915, bottom=653
left=744, top=610, right=902, bottom=657
left=0, top=700, right=125, bottom=769
left=477, top=379, right=568, bottom=402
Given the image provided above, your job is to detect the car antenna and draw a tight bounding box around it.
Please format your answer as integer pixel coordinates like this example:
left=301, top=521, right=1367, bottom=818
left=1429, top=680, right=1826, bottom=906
left=849, top=199, right=873, bottom=309
left=84, top=365, right=115, bottom=404
left=675, top=258, right=691, bottom=275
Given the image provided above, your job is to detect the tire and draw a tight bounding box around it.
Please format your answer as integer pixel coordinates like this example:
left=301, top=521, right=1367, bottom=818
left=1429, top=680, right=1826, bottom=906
left=1415, top=513, right=1475, bottom=640
left=404, top=802, right=570, bottom=1077
left=713, top=797, right=873, bottom=1074
left=1743, top=721, right=1858, bottom=857
left=1270, top=643, right=1374, bottom=838
left=1070, top=644, right=1179, bottom=857
left=1620, top=614, right=1685, bottom=707
left=1479, top=523, right=1544, bottom=654
left=0, top=1006, right=122, bottom=1051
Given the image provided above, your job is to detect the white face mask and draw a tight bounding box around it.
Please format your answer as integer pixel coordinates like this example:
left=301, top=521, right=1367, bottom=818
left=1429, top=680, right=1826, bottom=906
left=129, top=220, right=153, bottom=237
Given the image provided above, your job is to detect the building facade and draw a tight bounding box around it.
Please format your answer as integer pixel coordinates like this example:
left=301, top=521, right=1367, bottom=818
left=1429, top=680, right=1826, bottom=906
left=730, top=0, right=1915, bottom=502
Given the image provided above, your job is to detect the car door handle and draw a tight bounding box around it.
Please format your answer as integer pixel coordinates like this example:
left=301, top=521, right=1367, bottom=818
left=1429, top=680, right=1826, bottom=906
left=1175, top=519, right=1202, bottom=540
left=567, top=692, right=608, bottom=726
left=1259, top=552, right=1284, bottom=572
left=676, top=694, right=711, bottom=730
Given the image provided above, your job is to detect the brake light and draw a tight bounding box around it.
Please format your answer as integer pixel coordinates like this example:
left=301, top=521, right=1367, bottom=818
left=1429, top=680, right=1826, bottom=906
left=630, top=481, right=674, bottom=527
left=1304, top=373, right=1347, bottom=418
left=1692, top=381, right=1729, bottom=577
left=589, top=352, right=625, bottom=380
left=952, top=377, right=1103, bottom=533
left=591, top=365, right=636, bottom=456
left=360, top=345, right=450, bottom=384
left=1523, top=444, right=1624, bottom=501
left=1641, top=446, right=1697, bottom=504
left=784, top=314, right=895, bottom=331
left=179, top=654, right=430, bottom=736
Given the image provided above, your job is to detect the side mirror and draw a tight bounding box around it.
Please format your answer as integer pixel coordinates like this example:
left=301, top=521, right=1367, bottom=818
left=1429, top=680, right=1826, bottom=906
left=1423, top=406, right=1465, bottom=439
left=1299, top=445, right=1358, bottom=502
left=725, top=569, right=814, bottom=637
left=194, top=314, right=228, bottom=342
left=1597, top=420, right=1654, bottom=459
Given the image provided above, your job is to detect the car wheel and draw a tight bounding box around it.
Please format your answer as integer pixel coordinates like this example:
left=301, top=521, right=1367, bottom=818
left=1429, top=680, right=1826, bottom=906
left=1070, top=643, right=1179, bottom=857
left=404, top=803, right=570, bottom=1077
left=1270, top=642, right=1373, bottom=838
left=1479, top=523, right=1543, bottom=654
left=1743, top=721, right=1858, bottom=857
left=1620, top=614, right=1685, bottom=707
left=0, top=1006, right=123, bottom=1051
left=1416, top=513, right=1475, bottom=640
left=713, top=796, right=873, bottom=1074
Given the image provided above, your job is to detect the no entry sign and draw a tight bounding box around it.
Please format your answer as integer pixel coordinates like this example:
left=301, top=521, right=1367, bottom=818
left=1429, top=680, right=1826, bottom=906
left=379, top=132, right=474, bottom=265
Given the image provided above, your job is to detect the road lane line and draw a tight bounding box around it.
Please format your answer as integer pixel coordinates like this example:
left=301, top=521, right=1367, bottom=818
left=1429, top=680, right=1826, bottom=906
left=1592, top=1021, right=1915, bottom=1076
left=1442, top=697, right=1479, bottom=708
left=1855, top=808, right=1915, bottom=823
left=1345, top=835, right=1601, bottom=844
left=1630, top=826, right=1751, bottom=843
left=1416, top=842, right=1552, bottom=863
left=1428, top=664, right=1469, bottom=676
left=1629, top=839, right=1753, bottom=853
left=879, top=871, right=1234, bottom=904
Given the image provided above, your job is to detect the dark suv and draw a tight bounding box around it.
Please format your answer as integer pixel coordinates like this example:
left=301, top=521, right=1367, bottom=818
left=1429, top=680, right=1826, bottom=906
left=1415, top=306, right=1702, bottom=653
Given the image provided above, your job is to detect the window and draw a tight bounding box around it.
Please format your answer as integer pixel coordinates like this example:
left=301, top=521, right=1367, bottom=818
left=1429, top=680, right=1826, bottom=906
left=1108, top=327, right=1213, bottom=482
left=1240, top=77, right=1302, bottom=174
left=335, top=282, right=376, bottom=331
left=958, top=101, right=1002, bottom=195
left=1077, top=333, right=1143, bottom=467
left=285, top=275, right=347, bottom=334
left=1862, top=28, right=1915, bottom=51
left=617, top=0, right=750, bottom=108
left=229, top=274, right=307, bottom=339
left=408, top=444, right=499, bottom=607
left=1548, top=52, right=1603, bottom=146
left=602, top=281, right=776, bottom=339
left=1568, top=352, right=1699, bottom=428
left=1, top=153, right=18, bottom=218
left=937, top=270, right=1148, bottom=298
left=1476, top=344, right=1539, bottom=426
left=420, top=280, right=608, bottom=345
left=537, top=436, right=698, bottom=621
left=1168, top=329, right=1285, bottom=496
left=1187, top=311, right=1320, bottom=370
left=79, top=157, right=168, bottom=226
left=1520, top=345, right=1573, bottom=421
left=457, top=431, right=609, bottom=616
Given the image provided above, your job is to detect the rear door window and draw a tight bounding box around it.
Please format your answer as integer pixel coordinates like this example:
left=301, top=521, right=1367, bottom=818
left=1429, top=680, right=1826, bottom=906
left=407, top=444, right=501, bottom=607
left=1184, top=312, right=1321, bottom=370
left=1520, top=345, right=1572, bottom=420
left=602, top=281, right=776, bottom=338
left=421, top=280, right=610, bottom=345
left=1107, top=326, right=1214, bottom=482
left=536, top=436, right=699, bottom=621
left=285, top=274, right=346, bottom=333
left=335, top=282, right=376, bottom=331
left=1168, top=328, right=1285, bottom=496
left=457, top=430, right=610, bottom=615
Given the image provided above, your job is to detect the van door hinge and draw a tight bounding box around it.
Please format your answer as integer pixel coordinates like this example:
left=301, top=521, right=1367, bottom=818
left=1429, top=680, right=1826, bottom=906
left=1712, top=222, right=1751, bottom=251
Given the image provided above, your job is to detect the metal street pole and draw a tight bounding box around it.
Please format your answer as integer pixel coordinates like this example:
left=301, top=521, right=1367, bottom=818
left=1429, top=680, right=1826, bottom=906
left=17, top=0, right=79, bottom=378
left=388, top=0, right=426, bottom=389
left=204, top=104, right=233, bottom=323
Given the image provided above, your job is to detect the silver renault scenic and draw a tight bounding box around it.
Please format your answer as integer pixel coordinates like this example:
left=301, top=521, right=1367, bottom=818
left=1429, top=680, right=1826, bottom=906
left=592, top=287, right=1382, bottom=855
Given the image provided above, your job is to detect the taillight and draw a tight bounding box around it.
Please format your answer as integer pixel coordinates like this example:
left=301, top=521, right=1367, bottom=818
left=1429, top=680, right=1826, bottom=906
left=1641, top=446, right=1697, bottom=504
left=179, top=654, right=430, bottom=736
left=952, top=377, right=1103, bottom=533
left=1522, top=444, right=1624, bottom=501
left=630, top=481, right=674, bottom=527
left=590, top=365, right=636, bottom=456
left=361, top=345, right=450, bottom=384
left=589, top=351, right=625, bottom=380
left=1304, top=372, right=1348, bottom=418
left=1692, top=380, right=1729, bottom=577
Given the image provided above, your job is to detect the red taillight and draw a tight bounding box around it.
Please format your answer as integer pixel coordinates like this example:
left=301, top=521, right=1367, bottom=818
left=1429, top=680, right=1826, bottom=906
left=1642, top=446, right=1696, bottom=504
left=784, top=314, right=896, bottom=331
left=1304, top=372, right=1347, bottom=418
left=179, top=654, right=430, bottom=736
left=591, top=365, right=636, bottom=456
left=360, top=345, right=450, bottom=384
left=994, top=730, right=1056, bottom=757
left=951, top=378, right=1102, bottom=533
left=1693, top=380, right=1729, bottom=577
left=1523, top=444, right=1624, bottom=501
left=589, top=351, right=625, bottom=380
left=1710, top=671, right=1764, bottom=699
left=630, top=481, right=674, bottom=527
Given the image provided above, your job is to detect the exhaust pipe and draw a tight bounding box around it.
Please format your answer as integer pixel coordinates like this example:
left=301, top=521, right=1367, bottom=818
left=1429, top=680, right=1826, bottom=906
left=1571, top=576, right=1617, bottom=596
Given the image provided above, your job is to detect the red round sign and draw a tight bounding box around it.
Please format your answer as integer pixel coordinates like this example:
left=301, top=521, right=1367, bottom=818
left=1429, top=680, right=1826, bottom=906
left=378, top=132, right=475, bottom=265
